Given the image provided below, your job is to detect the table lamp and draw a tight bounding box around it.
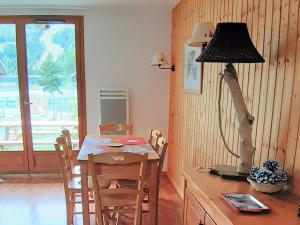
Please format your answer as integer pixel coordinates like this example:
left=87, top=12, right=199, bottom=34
left=196, top=23, right=265, bottom=175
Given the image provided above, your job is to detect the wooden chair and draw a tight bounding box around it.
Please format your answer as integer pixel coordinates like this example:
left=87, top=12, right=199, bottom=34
left=55, top=136, right=109, bottom=225
left=99, top=124, right=133, bottom=135
left=117, top=136, right=168, bottom=215
left=61, top=130, right=81, bottom=177
left=141, top=136, right=168, bottom=215
left=147, top=129, right=161, bottom=149
left=153, top=136, right=168, bottom=193
left=88, top=152, right=147, bottom=225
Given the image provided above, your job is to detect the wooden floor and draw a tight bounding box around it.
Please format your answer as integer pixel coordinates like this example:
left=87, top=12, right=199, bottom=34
left=0, top=174, right=182, bottom=225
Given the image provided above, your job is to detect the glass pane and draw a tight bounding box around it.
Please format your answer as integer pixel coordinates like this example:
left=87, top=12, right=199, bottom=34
left=0, top=24, right=24, bottom=151
left=25, top=24, right=79, bottom=151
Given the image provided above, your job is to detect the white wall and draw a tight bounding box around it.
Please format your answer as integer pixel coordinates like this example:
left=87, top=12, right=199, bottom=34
left=0, top=5, right=171, bottom=138
left=84, top=6, right=171, bottom=137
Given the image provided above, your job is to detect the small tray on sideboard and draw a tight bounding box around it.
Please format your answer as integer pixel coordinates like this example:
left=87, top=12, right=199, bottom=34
left=221, top=193, right=270, bottom=213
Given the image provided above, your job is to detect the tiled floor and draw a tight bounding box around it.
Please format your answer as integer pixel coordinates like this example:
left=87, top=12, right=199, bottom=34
left=0, top=174, right=182, bottom=225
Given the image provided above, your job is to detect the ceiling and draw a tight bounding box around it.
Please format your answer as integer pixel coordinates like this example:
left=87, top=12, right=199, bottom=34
left=0, top=0, right=180, bottom=8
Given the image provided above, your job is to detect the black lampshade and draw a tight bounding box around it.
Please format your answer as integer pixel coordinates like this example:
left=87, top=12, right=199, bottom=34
left=196, top=23, right=265, bottom=63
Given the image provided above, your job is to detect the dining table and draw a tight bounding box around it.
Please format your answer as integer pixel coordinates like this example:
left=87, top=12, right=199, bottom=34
left=77, top=134, right=160, bottom=225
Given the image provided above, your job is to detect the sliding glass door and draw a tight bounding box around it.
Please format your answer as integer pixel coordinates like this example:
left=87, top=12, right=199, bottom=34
left=0, top=16, right=86, bottom=172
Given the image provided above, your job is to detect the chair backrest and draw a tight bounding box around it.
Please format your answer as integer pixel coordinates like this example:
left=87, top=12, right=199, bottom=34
left=99, top=123, right=133, bottom=135
left=88, top=152, right=147, bottom=225
left=156, top=136, right=168, bottom=189
left=147, top=129, right=161, bottom=150
left=54, top=136, right=73, bottom=193
left=61, top=129, right=74, bottom=160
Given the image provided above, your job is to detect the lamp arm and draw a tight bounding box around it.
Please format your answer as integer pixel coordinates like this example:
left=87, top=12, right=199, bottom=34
left=158, top=65, right=175, bottom=72
left=218, top=73, right=240, bottom=158
left=223, top=63, right=256, bottom=174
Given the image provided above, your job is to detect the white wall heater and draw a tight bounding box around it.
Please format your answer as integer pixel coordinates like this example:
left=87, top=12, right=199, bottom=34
left=99, top=89, right=129, bottom=125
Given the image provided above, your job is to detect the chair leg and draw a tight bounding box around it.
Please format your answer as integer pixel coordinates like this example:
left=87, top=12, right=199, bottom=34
left=66, top=199, right=73, bottom=225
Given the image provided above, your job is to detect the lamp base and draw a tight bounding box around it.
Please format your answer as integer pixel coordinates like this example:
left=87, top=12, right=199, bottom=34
left=208, top=164, right=248, bottom=181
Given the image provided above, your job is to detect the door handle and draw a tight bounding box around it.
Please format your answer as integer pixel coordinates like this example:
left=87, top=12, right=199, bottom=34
left=24, top=100, right=32, bottom=106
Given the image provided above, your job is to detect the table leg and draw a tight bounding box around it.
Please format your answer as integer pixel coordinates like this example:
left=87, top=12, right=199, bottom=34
left=148, top=161, right=158, bottom=225
left=81, top=163, right=90, bottom=225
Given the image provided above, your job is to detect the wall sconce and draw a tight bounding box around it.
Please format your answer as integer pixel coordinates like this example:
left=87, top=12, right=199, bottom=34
left=187, top=22, right=215, bottom=92
left=196, top=23, right=264, bottom=177
left=188, top=22, right=215, bottom=48
left=150, top=52, right=175, bottom=72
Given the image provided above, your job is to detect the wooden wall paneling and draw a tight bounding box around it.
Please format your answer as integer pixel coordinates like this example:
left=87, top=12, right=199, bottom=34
left=169, top=5, right=180, bottom=194
left=279, top=0, right=299, bottom=173
left=274, top=0, right=289, bottom=166
left=253, top=0, right=273, bottom=166
left=286, top=0, right=300, bottom=195
left=186, top=0, right=192, bottom=170
left=199, top=0, right=207, bottom=169
left=216, top=0, right=225, bottom=166
left=268, top=0, right=283, bottom=163
left=202, top=0, right=209, bottom=168
left=168, top=0, right=300, bottom=197
left=195, top=0, right=203, bottom=169
left=241, top=0, right=253, bottom=125
left=212, top=1, right=219, bottom=166
left=260, top=0, right=282, bottom=166
left=252, top=0, right=267, bottom=161
left=191, top=0, right=197, bottom=168
left=180, top=0, right=186, bottom=191
left=211, top=4, right=217, bottom=165
left=247, top=0, right=259, bottom=128
left=206, top=0, right=213, bottom=167
left=207, top=0, right=214, bottom=167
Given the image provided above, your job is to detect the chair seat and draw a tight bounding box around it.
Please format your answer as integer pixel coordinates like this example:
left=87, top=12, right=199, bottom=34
left=69, top=176, right=110, bottom=190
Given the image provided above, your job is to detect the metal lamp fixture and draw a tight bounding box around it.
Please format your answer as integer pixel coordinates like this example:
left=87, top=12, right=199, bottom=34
left=150, top=52, right=175, bottom=72
left=196, top=23, right=265, bottom=175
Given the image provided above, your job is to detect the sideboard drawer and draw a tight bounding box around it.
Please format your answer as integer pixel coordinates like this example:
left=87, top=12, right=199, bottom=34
left=184, top=189, right=206, bottom=225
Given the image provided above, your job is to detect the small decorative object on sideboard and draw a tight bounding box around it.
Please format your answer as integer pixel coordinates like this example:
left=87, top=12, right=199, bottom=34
left=247, top=160, right=288, bottom=193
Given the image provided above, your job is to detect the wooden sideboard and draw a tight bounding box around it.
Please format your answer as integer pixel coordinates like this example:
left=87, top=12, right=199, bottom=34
left=183, top=168, right=300, bottom=225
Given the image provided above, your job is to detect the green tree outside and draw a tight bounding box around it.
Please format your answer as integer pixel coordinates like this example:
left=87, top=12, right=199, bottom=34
left=37, top=53, right=63, bottom=119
